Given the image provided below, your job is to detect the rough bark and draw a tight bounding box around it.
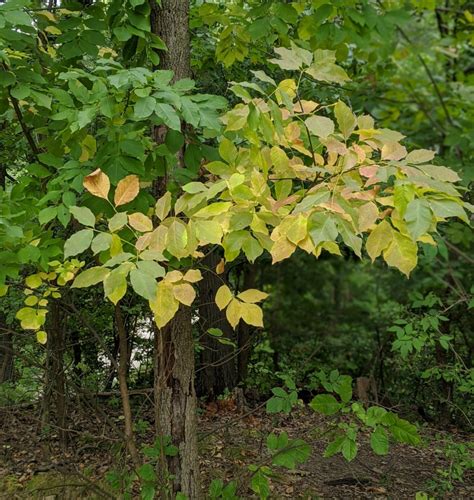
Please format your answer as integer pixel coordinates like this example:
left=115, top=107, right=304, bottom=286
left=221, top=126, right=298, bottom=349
left=197, top=250, right=237, bottom=398
left=149, top=1, right=200, bottom=497
left=149, top=0, right=191, bottom=82
left=154, top=305, right=199, bottom=498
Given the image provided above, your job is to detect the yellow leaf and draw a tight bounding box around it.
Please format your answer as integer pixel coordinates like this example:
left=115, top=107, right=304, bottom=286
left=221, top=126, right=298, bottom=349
left=149, top=225, right=168, bottom=252
left=83, top=168, right=110, bottom=200
left=0, top=284, right=9, bottom=297
left=36, top=331, right=47, bottom=344
left=383, top=231, right=418, bottom=277
left=45, top=25, right=62, bottom=35
left=366, top=220, right=393, bottom=261
left=381, top=142, right=407, bottom=161
left=167, top=220, right=188, bottom=258
left=155, top=192, right=172, bottom=220
left=240, top=302, right=264, bottom=327
left=358, top=202, right=379, bottom=232
left=215, top=259, right=225, bottom=274
left=135, top=232, right=152, bottom=252
left=128, top=212, right=153, bottom=232
left=270, top=237, right=296, bottom=264
left=286, top=215, right=307, bottom=244
left=165, top=270, right=184, bottom=283
left=226, top=298, right=242, bottom=328
left=110, top=234, right=123, bottom=256
left=25, top=274, right=42, bottom=289
left=149, top=280, right=179, bottom=329
left=183, top=269, right=202, bottom=283
left=114, top=175, right=140, bottom=206
left=215, top=284, right=233, bottom=310
left=237, top=289, right=268, bottom=303
left=173, top=283, right=196, bottom=306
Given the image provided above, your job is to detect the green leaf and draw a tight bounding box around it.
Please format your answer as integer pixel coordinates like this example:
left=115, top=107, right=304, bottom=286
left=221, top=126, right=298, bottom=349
left=404, top=199, right=432, bottom=239
left=370, top=427, right=389, bottom=455
left=341, top=438, right=357, bottom=461
left=305, top=115, right=334, bottom=139
left=310, top=394, right=341, bottom=415
left=272, top=438, right=311, bottom=469
left=91, top=233, right=113, bottom=254
left=64, top=229, right=94, bottom=258
left=134, top=96, right=156, bottom=119
left=70, top=206, right=96, bottom=227
left=38, top=206, right=58, bottom=225
left=109, top=212, right=128, bottom=232
left=130, top=269, right=157, bottom=300
left=72, top=267, right=110, bottom=288
left=155, top=103, right=181, bottom=130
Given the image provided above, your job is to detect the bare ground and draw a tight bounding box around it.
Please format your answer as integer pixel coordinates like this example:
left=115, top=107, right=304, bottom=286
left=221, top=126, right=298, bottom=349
left=0, top=401, right=472, bottom=499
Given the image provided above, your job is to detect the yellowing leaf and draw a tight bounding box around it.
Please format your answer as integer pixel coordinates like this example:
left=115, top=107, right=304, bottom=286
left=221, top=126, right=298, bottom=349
left=183, top=269, right=202, bottom=283
left=83, top=168, right=110, bottom=200
left=226, top=298, right=242, bottom=328
left=114, top=175, right=140, bottom=207
left=270, top=237, right=296, bottom=264
left=366, top=220, right=393, bottom=261
left=240, top=302, right=264, bottom=327
left=16, top=307, right=46, bottom=330
left=305, top=115, right=335, bottom=138
left=405, top=149, right=435, bottom=164
left=194, top=202, right=232, bottom=218
left=167, top=220, right=189, bottom=258
left=286, top=215, right=307, bottom=244
left=165, top=270, right=184, bottom=283
left=237, top=289, right=268, bottom=303
left=0, top=284, right=9, bottom=297
left=215, top=284, right=233, bottom=310
left=25, top=274, right=42, bottom=289
left=216, top=259, right=225, bottom=274
left=36, top=331, right=47, bottom=344
left=381, top=142, right=407, bottom=161
left=173, top=283, right=196, bottom=306
left=383, top=231, right=418, bottom=277
left=72, top=267, right=110, bottom=288
left=358, top=202, right=379, bottom=232
left=128, top=213, right=153, bottom=232
left=334, top=100, right=356, bottom=139
left=149, top=280, right=179, bottom=329
left=103, top=267, right=128, bottom=305
left=155, top=192, right=172, bottom=220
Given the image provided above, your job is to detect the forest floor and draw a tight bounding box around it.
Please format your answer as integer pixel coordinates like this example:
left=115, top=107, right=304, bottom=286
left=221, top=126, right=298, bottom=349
left=0, top=399, right=472, bottom=499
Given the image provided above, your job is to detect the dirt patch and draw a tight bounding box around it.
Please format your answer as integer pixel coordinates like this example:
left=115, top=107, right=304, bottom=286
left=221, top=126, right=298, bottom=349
left=1, top=403, right=472, bottom=498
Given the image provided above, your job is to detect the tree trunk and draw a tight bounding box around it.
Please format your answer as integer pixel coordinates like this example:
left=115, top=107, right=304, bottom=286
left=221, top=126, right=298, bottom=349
left=149, top=1, right=200, bottom=497
left=42, top=301, right=67, bottom=447
left=115, top=305, right=140, bottom=468
left=154, top=305, right=199, bottom=498
left=149, top=0, right=191, bottom=82
left=197, top=250, right=237, bottom=398
left=0, top=322, right=14, bottom=384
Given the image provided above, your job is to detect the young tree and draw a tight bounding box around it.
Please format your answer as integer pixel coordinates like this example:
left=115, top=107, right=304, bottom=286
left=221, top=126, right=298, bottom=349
left=0, top=2, right=470, bottom=498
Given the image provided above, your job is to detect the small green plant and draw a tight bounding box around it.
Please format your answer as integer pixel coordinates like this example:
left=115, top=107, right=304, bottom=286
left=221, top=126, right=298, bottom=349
left=426, top=439, right=474, bottom=496
left=310, top=374, right=420, bottom=461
